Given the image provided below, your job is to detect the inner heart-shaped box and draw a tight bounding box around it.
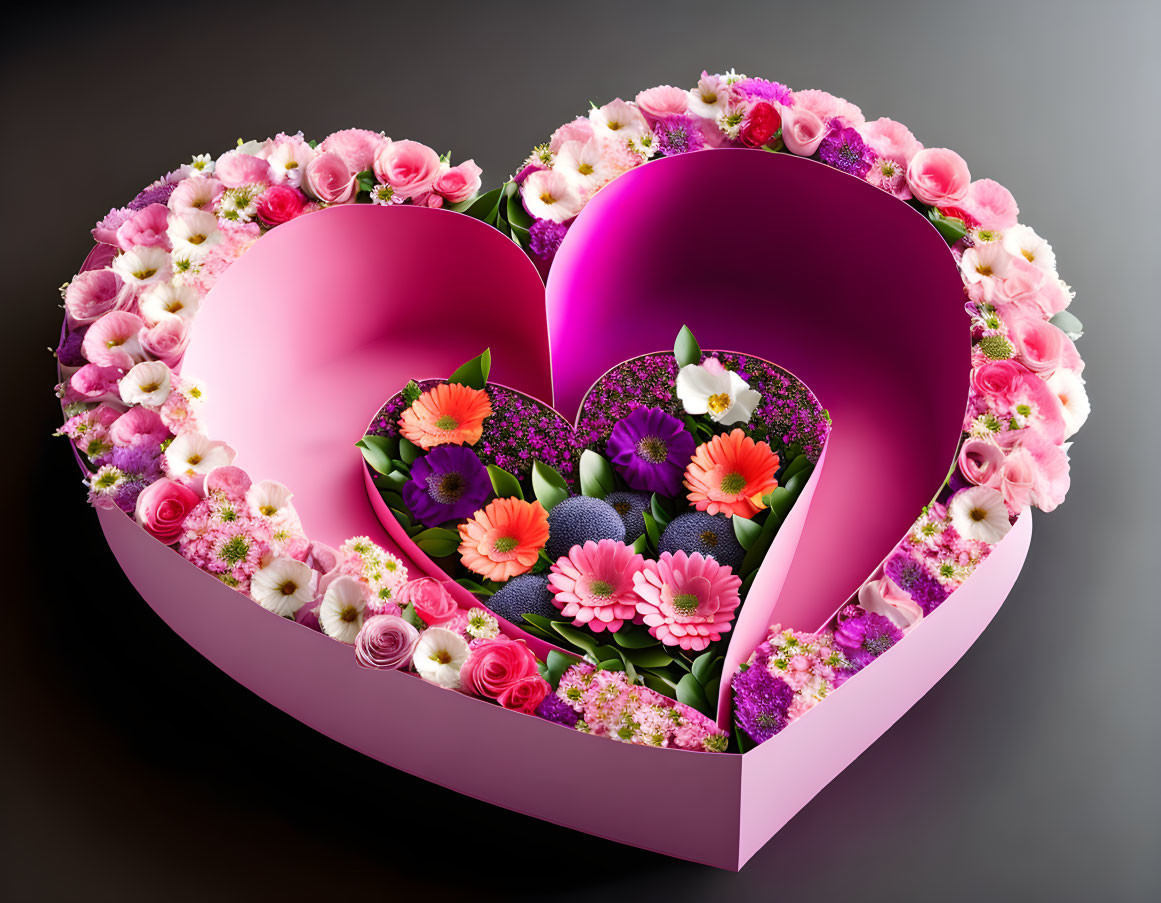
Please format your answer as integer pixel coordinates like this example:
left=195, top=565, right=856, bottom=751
left=98, top=149, right=1032, bottom=869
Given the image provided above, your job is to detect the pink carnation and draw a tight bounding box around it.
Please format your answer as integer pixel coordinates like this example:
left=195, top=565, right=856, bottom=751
left=548, top=539, right=645, bottom=633
left=632, top=551, right=742, bottom=651
left=116, top=204, right=172, bottom=252
left=318, top=129, right=387, bottom=172
left=634, top=85, right=690, bottom=119
left=215, top=151, right=272, bottom=188
left=549, top=117, right=595, bottom=153
left=859, top=117, right=923, bottom=166
left=791, top=88, right=865, bottom=127
left=93, top=207, right=132, bottom=245
left=110, top=407, right=170, bottom=447
left=964, top=179, right=1019, bottom=231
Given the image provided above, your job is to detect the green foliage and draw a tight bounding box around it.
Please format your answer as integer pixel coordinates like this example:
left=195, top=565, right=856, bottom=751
left=448, top=349, right=491, bottom=390
left=674, top=325, right=701, bottom=367
left=531, top=460, right=570, bottom=511
left=579, top=450, right=616, bottom=498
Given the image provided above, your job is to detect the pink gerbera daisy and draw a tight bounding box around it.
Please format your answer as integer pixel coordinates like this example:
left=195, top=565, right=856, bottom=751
left=548, top=539, right=645, bottom=633
left=632, top=550, right=742, bottom=651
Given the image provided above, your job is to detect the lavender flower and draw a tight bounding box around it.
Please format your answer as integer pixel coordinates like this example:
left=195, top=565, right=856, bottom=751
left=535, top=692, right=580, bottom=728
left=884, top=550, right=949, bottom=614
left=128, top=180, right=177, bottom=210
left=605, top=407, right=695, bottom=497
left=403, top=445, right=492, bottom=528
left=732, top=646, right=794, bottom=744
left=653, top=115, right=706, bottom=156
left=529, top=218, right=568, bottom=260
left=818, top=125, right=874, bottom=178
left=833, top=605, right=903, bottom=674
left=93, top=443, right=164, bottom=513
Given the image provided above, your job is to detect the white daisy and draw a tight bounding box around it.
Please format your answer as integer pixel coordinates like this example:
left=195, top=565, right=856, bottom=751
left=251, top=557, right=316, bottom=617
left=188, top=153, right=215, bottom=175
left=139, top=282, right=201, bottom=326
left=119, top=360, right=173, bottom=407
left=948, top=486, right=1012, bottom=543
left=521, top=169, right=583, bottom=223
left=167, top=209, right=222, bottom=257
left=412, top=627, right=471, bottom=688
left=318, top=576, right=366, bottom=644
left=1002, top=224, right=1057, bottom=276
left=465, top=608, right=500, bottom=640
left=676, top=358, right=762, bottom=425
left=164, top=433, right=236, bottom=478
left=111, top=245, right=172, bottom=287
left=553, top=139, right=607, bottom=193
left=1046, top=369, right=1090, bottom=439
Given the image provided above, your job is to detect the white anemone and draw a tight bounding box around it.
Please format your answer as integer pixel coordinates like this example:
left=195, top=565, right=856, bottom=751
left=119, top=360, right=173, bottom=407
left=676, top=358, right=762, bottom=425
left=111, top=245, right=172, bottom=287
left=139, top=282, right=201, bottom=326
left=521, top=169, right=584, bottom=223
left=1046, top=369, right=1090, bottom=439
left=412, top=627, right=471, bottom=688
left=167, top=209, right=222, bottom=257
left=1002, top=224, right=1057, bottom=276
left=164, top=433, right=236, bottom=478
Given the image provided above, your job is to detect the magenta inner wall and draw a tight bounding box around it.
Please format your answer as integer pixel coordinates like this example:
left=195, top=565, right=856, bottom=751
left=545, top=149, right=969, bottom=631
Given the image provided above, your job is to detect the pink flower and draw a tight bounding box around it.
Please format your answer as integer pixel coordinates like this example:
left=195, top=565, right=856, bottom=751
left=459, top=636, right=540, bottom=701
left=432, top=159, right=482, bottom=203
left=110, top=407, right=170, bottom=447
left=139, top=316, right=191, bottom=368
left=964, top=179, right=1019, bottom=231
left=1009, top=371, right=1067, bottom=444
left=135, top=477, right=201, bottom=544
left=303, top=152, right=359, bottom=205
left=354, top=615, right=419, bottom=670
left=858, top=117, right=923, bottom=166
left=857, top=573, right=924, bottom=630
left=266, top=133, right=315, bottom=186
left=548, top=539, right=645, bottom=633
left=958, top=438, right=1005, bottom=489
left=549, top=117, right=595, bottom=153
left=397, top=577, right=458, bottom=626
left=791, top=88, right=865, bottom=127
left=68, top=364, right=124, bottom=404
left=497, top=675, right=552, bottom=714
left=632, top=550, right=742, bottom=651
left=906, top=147, right=971, bottom=207
left=93, top=207, right=132, bottom=245
left=256, top=185, right=309, bottom=225
left=82, top=311, right=146, bottom=369
left=1007, top=312, right=1066, bottom=373
left=997, top=431, right=1070, bottom=512
left=318, top=129, right=386, bottom=172
left=116, top=204, right=172, bottom=252
left=372, top=139, right=441, bottom=200
left=215, top=150, right=272, bottom=188
left=65, top=268, right=128, bottom=325
left=204, top=465, right=252, bottom=500
left=970, top=358, right=1027, bottom=409
left=635, top=85, right=690, bottom=119
left=780, top=104, right=827, bottom=157
left=167, top=177, right=224, bottom=216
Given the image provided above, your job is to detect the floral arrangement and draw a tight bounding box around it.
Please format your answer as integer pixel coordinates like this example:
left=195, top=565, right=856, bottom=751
left=360, top=327, right=827, bottom=740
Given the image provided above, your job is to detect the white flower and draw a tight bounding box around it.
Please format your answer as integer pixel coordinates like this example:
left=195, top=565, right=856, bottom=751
left=247, top=480, right=294, bottom=518
left=554, top=139, right=607, bottom=194
left=139, top=281, right=200, bottom=326
left=687, top=73, right=728, bottom=118
left=948, top=486, right=1012, bottom=543
left=318, top=576, right=366, bottom=644
left=588, top=99, right=650, bottom=142
left=267, top=141, right=314, bottom=188
left=1046, top=368, right=1090, bottom=439
left=167, top=209, right=222, bottom=257
left=251, top=557, right=317, bottom=617
left=958, top=242, right=1014, bottom=301
left=521, top=169, right=584, bottom=223
left=1002, top=224, right=1057, bottom=276
left=165, top=433, right=236, bottom=478
left=675, top=358, right=762, bottom=425
left=466, top=608, right=500, bottom=640
left=112, top=246, right=172, bottom=287
left=119, top=360, right=173, bottom=407
left=188, top=153, right=215, bottom=175
left=412, top=627, right=470, bottom=688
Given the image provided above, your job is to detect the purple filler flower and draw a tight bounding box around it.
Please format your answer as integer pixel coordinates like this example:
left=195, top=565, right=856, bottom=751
left=833, top=605, right=903, bottom=672
left=733, top=78, right=794, bottom=106
left=94, top=443, right=164, bottom=514
left=654, top=115, right=706, bottom=156
left=732, top=646, right=794, bottom=744
left=606, top=407, right=695, bottom=497
left=818, top=125, right=874, bottom=178
left=535, top=692, right=580, bottom=728
left=529, top=218, right=568, bottom=260
left=885, top=550, right=949, bottom=614
left=403, top=445, right=492, bottom=528
left=128, top=180, right=177, bottom=211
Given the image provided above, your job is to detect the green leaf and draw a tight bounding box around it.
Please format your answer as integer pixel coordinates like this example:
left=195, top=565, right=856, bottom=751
left=612, top=627, right=660, bottom=649
left=734, top=724, right=755, bottom=754
left=597, top=659, right=625, bottom=673
left=401, top=380, right=422, bottom=406
left=642, top=510, right=660, bottom=550
left=411, top=527, right=460, bottom=558
left=732, top=515, right=762, bottom=551
left=506, top=183, right=533, bottom=230
left=375, top=469, right=410, bottom=493
left=649, top=494, right=672, bottom=531
left=763, top=486, right=795, bottom=520
left=578, top=450, right=616, bottom=499
left=545, top=650, right=575, bottom=687
left=784, top=470, right=808, bottom=497
left=782, top=454, right=812, bottom=482
left=1050, top=309, right=1084, bottom=340
left=455, top=577, right=494, bottom=597
left=487, top=464, right=524, bottom=500
left=401, top=602, right=424, bottom=630
left=926, top=206, right=968, bottom=245
left=356, top=435, right=396, bottom=475
left=521, top=612, right=556, bottom=633
left=640, top=670, right=679, bottom=698
left=388, top=508, right=412, bottom=529
left=550, top=621, right=601, bottom=658
left=531, top=459, right=570, bottom=511
left=619, top=645, right=675, bottom=669
left=676, top=672, right=711, bottom=714
left=448, top=349, right=491, bottom=390
left=691, top=652, right=723, bottom=686
left=630, top=533, right=650, bottom=555
left=450, top=184, right=504, bottom=220
left=740, top=506, right=784, bottom=578
left=674, top=325, right=701, bottom=368
left=398, top=437, right=421, bottom=466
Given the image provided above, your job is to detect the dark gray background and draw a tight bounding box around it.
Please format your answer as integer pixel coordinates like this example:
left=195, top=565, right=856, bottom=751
left=3, top=1, right=1158, bottom=899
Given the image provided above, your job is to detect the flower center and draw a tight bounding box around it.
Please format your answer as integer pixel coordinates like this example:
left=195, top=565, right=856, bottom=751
left=706, top=393, right=731, bottom=415
left=577, top=162, right=594, bottom=175
left=434, top=414, right=460, bottom=431
left=493, top=535, right=519, bottom=554
left=968, top=506, right=988, bottom=523
left=672, top=592, right=700, bottom=614
left=340, top=604, right=359, bottom=623
left=720, top=472, right=747, bottom=495
left=612, top=500, right=632, bottom=515
left=589, top=579, right=614, bottom=598
left=188, top=234, right=206, bottom=245
left=975, top=263, right=993, bottom=277
left=635, top=435, right=668, bottom=464
left=538, top=192, right=556, bottom=205
left=260, top=505, right=277, bottom=516
left=699, top=530, right=719, bottom=548
left=218, top=535, right=250, bottom=565
left=280, top=581, right=298, bottom=596
left=428, top=470, right=467, bottom=505
left=133, top=267, right=158, bottom=280
left=187, top=454, right=202, bottom=465
left=431, top=650, right=452, bottom=664
left=1022, top=249, right=1035, bottom=262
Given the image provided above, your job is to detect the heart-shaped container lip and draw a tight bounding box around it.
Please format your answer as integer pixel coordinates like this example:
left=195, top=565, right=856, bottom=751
left=362, top=345, right=830, bottom=680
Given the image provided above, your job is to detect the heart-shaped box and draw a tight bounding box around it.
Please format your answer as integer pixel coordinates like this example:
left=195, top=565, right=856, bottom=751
left=91, top=149, right=1032, bottom=869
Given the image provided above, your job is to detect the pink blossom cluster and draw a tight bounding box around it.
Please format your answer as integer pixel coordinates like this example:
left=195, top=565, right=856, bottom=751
left=760, top=627, right=850, bottom=722
left=555, top=663, right=728, bottom=751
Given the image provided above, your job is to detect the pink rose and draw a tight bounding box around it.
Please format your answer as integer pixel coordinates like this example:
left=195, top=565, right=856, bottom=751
left=970, top=359, right=1028, bottom=408
left=372, top=140, right=441, bottom=200
left=65, top=268, right=128, bottom=325
left=135, top=477, right=200, bottom=544
left=964, top=179, right=1019, bottom=231
left=139, top=316, right=190, bottom=368
left=432, top=160, right=483, bottom=203
left=497, top=675, right=551, bottom=714
left=215, top=151, right=272, bottom=188
left=256, top=185, right=309, bottom=225
left=791, top=89, right=865, bottom=127
left=68, top=364, right=124, bottom=404
left=355, top=615, right=419, bottom=670
left=398, top=577, right=458, bottom=626
left=906, top=148, right=971, bottom=207
left=459, top=636, right=540, bottom=701
left=958, top=438, right=1005, bottom=489
left=634, top=85, right=689, bottom=120
left=857, top=572, right=923, bottom=629
left=110, top=407, right=170, bottom=447
left=997, top=444, right=1037, bottom=511
left=303, top=152, right=358, bottom=205
left=780, top=104, right=827, bottom=156
left=1008, top=313, right=1066, bottom=373
left=116, top=204, right=172, bottom=252
left=991, top=258, right=1047, bottom=311
left=318, top=129, right=387, bottom=172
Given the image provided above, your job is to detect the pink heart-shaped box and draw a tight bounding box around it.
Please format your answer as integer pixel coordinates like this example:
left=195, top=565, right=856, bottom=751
left=95, top=150, right=1031, bottom=869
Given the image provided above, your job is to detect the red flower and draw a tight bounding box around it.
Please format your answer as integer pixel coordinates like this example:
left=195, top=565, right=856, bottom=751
left=739, top=102, right=782, bottom=148
left=256, top=185, right=308, bottom=226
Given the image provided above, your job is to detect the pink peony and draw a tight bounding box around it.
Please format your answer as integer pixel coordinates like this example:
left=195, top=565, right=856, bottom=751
left=780, top=104, right=827, bottom=156
left=549, top=117, right=596, bottom=153
left=215, top=150, right=272, bottom=188
left=859, top=117, right=923, bottom=166
left=318, top=129, right=386, bottom=172
left=65, top=268, right=128, bottom=325
left=906, top=147, right=971, bottom=207
left=256, top=185, right=309, bottom=225
left=303, top=152, right=359, bottom=205
left=116, top=204, right=172, bottom=252
left=110, top=407, right=170, bottom=447
left=459, top=636, right=540, bottom=701
left=432, top=159, right=482, bottom=203
left=548, top=539, right=645, bottom=633
left=135, top=477, right=201, bottom=544
left=354, top=615, right=419, bottom=670
left=139, top=316, right=190, bottom=368
left=632, top=550, right=742, bottom=651
left=634, top=85, right=690, bottom=119
left=372, top=140, right=441, bottom=200
left=964, top=178, right=1019, bottom=231
left=397, top=577, right=458, bottom=626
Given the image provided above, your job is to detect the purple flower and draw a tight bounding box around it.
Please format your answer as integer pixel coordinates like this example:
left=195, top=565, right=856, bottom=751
left=733, top=78, right=794, bottom=106
left=535, top=692, right=580, bottom=728
left=732, top=646, right=793, bottom=744
left=833, top=605, right=903, bottom=673
left=818, top=125, right=874, bottom=178
left=529, top=218, right=568, bottom=260
left=654, top=115, right=706, bottom=156
left=57, top=327, right=88, bottom=367
left=128, top=180, right=177, bottom=210
left=605, top=407, right=695, bottom=497
left=403, top=445, right=492, bottom=528
left=885, top=550, right=949, bottom=614
left=94, top=443, right=164, bottom=513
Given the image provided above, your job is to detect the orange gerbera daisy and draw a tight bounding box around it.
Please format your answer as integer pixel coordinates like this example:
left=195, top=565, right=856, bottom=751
left=399, top=383, right=493, bottom=450
left=458, top=497, right=550, bottom=581
left=684, top=429, right=780, bottom=519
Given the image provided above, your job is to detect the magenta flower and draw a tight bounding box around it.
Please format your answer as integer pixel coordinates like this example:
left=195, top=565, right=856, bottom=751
left=632, top=550, right=742, bottom=651
left=548, top=539, right=645, bottom=633
left=605, top=406, right=696, bottom=497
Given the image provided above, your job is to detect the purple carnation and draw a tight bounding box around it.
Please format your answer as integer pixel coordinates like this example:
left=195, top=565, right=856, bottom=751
left=94, top=443, right=164, bottom=513
left=605, top=406, right=695, bottom=497
left=732, top=647, right=793, bottom=744
left=884, top=550, right=949, bottom=614
left=403, top=445, right=492, bottom=528
left=535, top=692, right=580, bottom=728
left=818, top=125, right=874, bottom=178
left=654, top=115, right=706, bottom=156
left=734, top=78, right=794, bottom=106
left=57, top=327, right=88, bottom=367
left=833, top=605, right=903, bottom=673
left=128, top=180, right=177, bottom=211
left=529, top=218, right=568, bottom=260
